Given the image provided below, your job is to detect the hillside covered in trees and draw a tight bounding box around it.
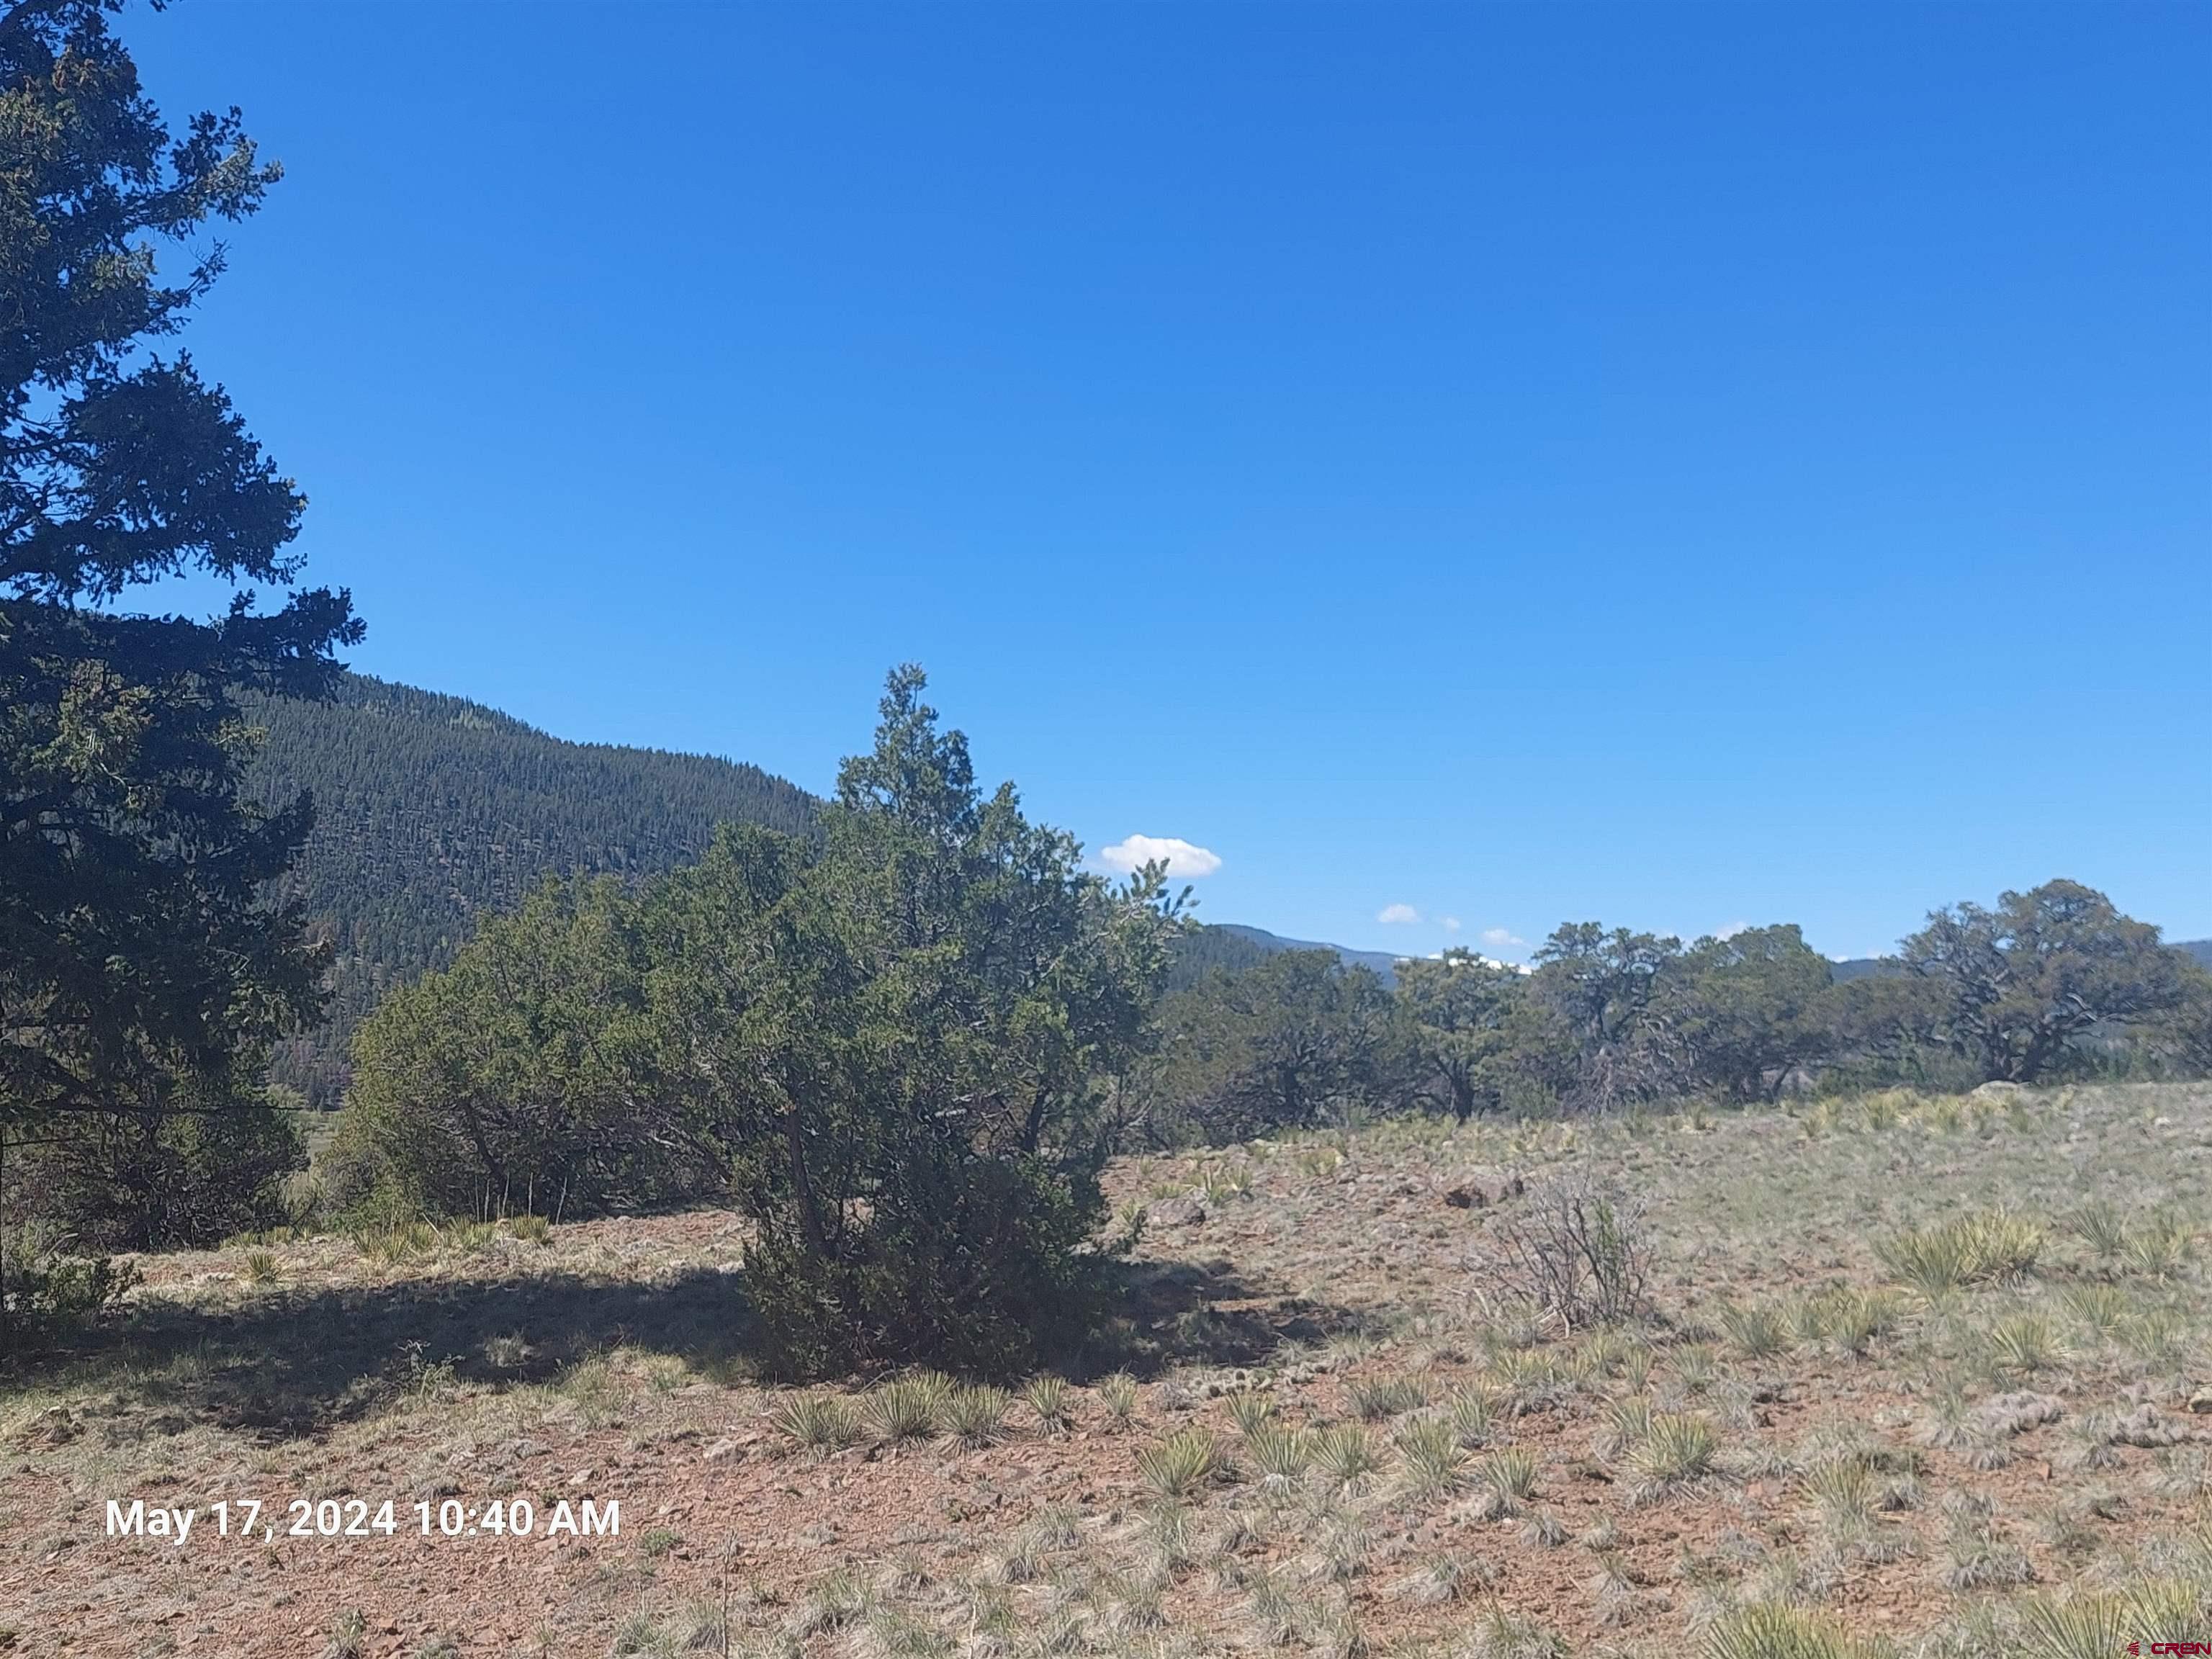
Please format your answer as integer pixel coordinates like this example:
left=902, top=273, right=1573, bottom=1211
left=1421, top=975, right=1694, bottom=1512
left=242, top=675, right=817, bottom=1102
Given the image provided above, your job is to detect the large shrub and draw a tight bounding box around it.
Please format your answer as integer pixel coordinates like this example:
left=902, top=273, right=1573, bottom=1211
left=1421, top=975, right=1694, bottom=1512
left=649, top=668, right=1180, bottom=1375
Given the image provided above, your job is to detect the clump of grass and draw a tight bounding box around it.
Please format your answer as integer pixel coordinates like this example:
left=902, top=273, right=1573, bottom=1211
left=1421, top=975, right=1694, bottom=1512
left=1395, top=1416, right=1470, bottom=1503
left=1595, top=1393, right=1654, bottom=1460
left=1346, top=1373, right=1428, bottom=1420
left=323, top=1609, right=368, bottom=1659
left=1024, top=1374, right=1073, bottom=1436
left=943, top=1383, right=1010, bottom=1449
left=2121, top=1211, right=2196, bottom=1279
left=2059, top=1282, right=2130, bottom=1342
left=1244, top=1422, right=1311, bottom=1486
left=1702, top=1601, right=1887, bottom=1659
left=243, top=1248, right=280, bottom=1285
left=1624, top=1411, right=1719, bottom=1498
left=771, top=1390, right=860, bottom=1454
left=1476, top=1446, right=1539, bottom=1516
left=865, top=1371, right=951, bottom=1444
left=2067, top=1200, right=2129, bottom=1264
left=1468, top=1605, right=1566, bottom=1659
left=1488, top=1344, right=1565, bottom=1412
left=1718, top=1300, right=1789, bottom=1358
left=1095, top=1371, right=1140, bottom=1429
left=1136, top=1426, right=1225, bottom=1499
left=1447, top=1384, right=1495, bottom=1448
left=1876, top=1206, right=2042, bottom=1295
left=1801, top=1285, right=1907, bottom=1355
left=1225, top=1390, right=1275, bottom=1437
left=1988, top=1311, right=2063, bottom=1372
left=504, top=1213, right=553, bottom=1245
left=1313, top=1422, right=1381, bottom=1491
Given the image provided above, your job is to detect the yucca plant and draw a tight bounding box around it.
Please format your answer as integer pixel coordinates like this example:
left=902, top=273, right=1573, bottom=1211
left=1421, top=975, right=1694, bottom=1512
left=1024, top=1374, right=1074, bottom=1436
left=1801, top=1458, right=1876, bottom=1527
left=1594, top=1393, right=1653, bottom=1460
left=2122, top=1211, right=2195, bottom=1279
left=943, top=1383, right=1011, bottom=1449
left=2018, top=1593, right=2128, bottom=1659
left=1447, top=1384, right=1495, bottom=1449
left=1135, top=1426, right=1225, bottom=1500
left=1703, top=1601, right=1887, bottom=1659
left=771, top=1390, right=861, bottom=1454
left=1987, top=1311, right=2062, bottom=1372
left=865, top=1371, right=952, bottom=1444
left=1244, top=1422, right=1312, bottom=1485
left=2067, top=1199, right=2130, bottom=1263
left=1624, top=1412, right=1718, bottom=1496
left=1346, top=1373, right=1428, bottom=1421
left=1394, top=1416, right=1470, bottom=1503
left=2059, top=1281, right=2130, bottom=1341
left=1719, top=1300, right=1787, bottom=1358
left=1478, top=1446, right=1539, bottom=1515
left=1226, top=1390, right=1276, bottom=1437
left=1313, top=1422, right=1381, bottom=1491
left=1097, top=1371, right=1140, bottom=1428
left=243, top=1249, right=280, bottom=1285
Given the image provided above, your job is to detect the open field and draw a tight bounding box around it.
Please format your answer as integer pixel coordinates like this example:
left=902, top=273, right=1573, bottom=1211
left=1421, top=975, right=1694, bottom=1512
left=4, top=1082, right=2209, bottom=1658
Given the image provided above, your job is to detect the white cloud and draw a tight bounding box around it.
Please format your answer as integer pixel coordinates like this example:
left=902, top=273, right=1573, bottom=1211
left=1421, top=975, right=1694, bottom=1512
left=1377, top=903, right=1421, bottom=925
left=1714, top=920, right=1750, bottom=940
left=1440, top=916, right=1462, bottom=933
left=1096, top=834, right=1222, bottom=879
left=1480, top=927, right=1526, bottom=950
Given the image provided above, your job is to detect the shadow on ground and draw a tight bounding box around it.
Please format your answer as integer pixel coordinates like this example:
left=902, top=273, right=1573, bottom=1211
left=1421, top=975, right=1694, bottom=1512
left=6, top=1249, right=1359, bottom=1439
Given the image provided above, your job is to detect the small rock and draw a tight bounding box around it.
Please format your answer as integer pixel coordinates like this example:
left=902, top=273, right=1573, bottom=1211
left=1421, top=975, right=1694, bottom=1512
left=701, top=1438, right=738, bottom=1462
left=1148, top=1196, right=1208, bottom=1227
left=1969, top=1080, right=2024, bottom=1101
left=2187, top=1390, right=2212, bottom=1414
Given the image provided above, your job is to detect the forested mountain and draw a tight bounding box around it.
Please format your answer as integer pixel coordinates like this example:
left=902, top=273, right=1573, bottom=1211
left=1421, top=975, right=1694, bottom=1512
left=243, top=675, right=817, bottom=1103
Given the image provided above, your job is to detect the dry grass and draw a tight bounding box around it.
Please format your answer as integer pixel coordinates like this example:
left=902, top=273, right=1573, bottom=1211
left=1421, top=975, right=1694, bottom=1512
left=4, top=1081, right=2209, bottom=1658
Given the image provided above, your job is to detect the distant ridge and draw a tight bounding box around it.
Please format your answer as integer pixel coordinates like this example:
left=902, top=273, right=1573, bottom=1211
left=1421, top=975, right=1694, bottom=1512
left=244, top=673, right=817, bottom=1104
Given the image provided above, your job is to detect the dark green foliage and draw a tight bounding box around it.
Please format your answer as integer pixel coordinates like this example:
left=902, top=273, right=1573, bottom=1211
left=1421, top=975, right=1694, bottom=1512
left=1663, top=925, right=1837, bottom=1100
left=335, top=874, right=693, bottom=1220
left=243, top=674, right=816, bottom=1105
left=1, top=1, right=354, bottom=1338
left=1130, top=949, right=1411, bottom=1144
left=1901, top=880, right=2201, bottom=1083
left=1396, top=948, right=1529, bottom=1120
left=6, top=1079, right=304, bottom=1250
left=336, top=668, right=1179, bottom=1375
left=1, top=0, right=356, bottom=1136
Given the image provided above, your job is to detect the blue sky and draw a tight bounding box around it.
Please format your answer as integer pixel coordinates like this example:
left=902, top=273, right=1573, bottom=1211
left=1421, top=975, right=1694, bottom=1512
left=130, top=3, right=2208, bottom=960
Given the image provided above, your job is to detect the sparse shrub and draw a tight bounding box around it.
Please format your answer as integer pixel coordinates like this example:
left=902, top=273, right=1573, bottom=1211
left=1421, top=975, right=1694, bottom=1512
left=1480, top=1172, right=1653, bottom=1331
left=943, top=1384, right=1010, bottom=1449
left=770, top=1390, right=860, bottom=1454
left=323, top=1610, right=369, bottom=1659
left=1469, top=1605, right=1566, bottom=1659
left=1136, top=1426, right=1225, bottom=1499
